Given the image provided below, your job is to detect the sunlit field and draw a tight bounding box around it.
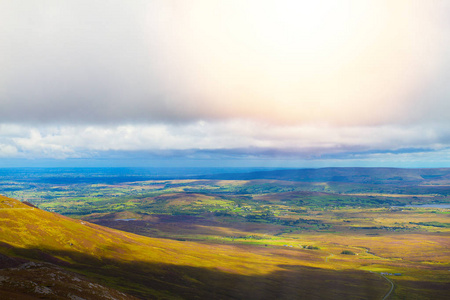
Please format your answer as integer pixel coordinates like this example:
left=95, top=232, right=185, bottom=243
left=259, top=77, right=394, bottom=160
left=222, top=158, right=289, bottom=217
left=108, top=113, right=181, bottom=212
left=1, top=169, right=448, bottom=299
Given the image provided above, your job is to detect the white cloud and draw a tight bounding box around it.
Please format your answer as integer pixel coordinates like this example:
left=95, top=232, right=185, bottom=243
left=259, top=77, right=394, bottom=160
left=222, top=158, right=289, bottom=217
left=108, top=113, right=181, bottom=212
left=0, top=144, right=18, bottom=157
left=0, top=121, right=449, bottom=160
left=0, top=1, right=449, bottom=166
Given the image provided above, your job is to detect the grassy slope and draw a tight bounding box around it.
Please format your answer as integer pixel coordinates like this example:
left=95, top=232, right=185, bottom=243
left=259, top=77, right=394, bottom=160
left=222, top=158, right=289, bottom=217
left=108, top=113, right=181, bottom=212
left=88, top=207, right=450, bottom=300
left=0, top=195, right=388, bottom=299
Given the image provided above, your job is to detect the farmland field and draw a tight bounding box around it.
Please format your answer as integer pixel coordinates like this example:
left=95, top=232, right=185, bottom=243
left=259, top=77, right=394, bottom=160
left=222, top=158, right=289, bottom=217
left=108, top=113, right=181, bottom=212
left=0, top=168, right=449, bottom=299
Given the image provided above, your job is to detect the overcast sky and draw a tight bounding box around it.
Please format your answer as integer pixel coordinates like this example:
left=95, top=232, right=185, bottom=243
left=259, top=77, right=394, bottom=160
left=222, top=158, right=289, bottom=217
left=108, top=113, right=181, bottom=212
left=1, top=0, right=450, bottom=167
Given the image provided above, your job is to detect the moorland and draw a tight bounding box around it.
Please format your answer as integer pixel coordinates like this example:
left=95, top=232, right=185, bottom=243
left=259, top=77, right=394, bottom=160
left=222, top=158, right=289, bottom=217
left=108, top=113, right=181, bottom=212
left=0, top=167, right=449, bottom=299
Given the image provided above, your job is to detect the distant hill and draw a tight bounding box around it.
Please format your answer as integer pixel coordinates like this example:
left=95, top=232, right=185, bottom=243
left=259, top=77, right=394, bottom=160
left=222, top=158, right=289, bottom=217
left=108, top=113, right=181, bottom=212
left=200, top=167, right=450, bottom=184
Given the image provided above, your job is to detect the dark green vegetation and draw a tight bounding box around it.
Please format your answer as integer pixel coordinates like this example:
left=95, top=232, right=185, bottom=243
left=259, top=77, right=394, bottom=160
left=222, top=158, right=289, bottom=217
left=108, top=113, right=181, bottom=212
left=0, top=168, right=449, bottom=299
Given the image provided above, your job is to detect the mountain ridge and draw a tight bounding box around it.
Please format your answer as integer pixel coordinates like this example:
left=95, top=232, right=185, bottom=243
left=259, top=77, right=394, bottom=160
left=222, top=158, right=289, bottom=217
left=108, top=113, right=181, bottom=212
left=199, top=167, right=450, bottom=183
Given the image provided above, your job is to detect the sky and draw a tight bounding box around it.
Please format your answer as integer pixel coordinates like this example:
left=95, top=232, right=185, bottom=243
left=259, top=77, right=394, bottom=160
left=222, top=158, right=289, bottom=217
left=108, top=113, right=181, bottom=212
left=1, top=0, right=450, bottom=168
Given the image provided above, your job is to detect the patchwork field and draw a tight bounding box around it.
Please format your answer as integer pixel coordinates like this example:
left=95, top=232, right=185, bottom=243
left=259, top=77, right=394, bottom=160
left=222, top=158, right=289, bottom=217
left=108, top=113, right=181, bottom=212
left=0, top=168, right=449, bottom=299
left=0, top=195, right=393, bottom=299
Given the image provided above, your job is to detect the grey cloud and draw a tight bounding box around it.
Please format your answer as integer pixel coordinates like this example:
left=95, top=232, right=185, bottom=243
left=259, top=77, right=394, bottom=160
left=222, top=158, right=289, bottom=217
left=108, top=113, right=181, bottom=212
left=0, top=1, right=176, bottom=124
left=1, top=1, right=450, bottom=127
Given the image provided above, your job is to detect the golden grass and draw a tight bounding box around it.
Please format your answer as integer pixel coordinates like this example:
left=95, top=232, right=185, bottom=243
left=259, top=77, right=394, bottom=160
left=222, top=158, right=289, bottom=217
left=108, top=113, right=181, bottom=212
left=1, top=195, right=448, bottom=299
left=0, top=195, right=327, bottom=276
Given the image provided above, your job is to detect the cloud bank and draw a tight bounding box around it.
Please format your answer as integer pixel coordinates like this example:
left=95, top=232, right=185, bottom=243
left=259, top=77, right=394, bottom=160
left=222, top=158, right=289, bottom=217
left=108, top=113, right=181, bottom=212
left=1, top=122, right=450, bottom=166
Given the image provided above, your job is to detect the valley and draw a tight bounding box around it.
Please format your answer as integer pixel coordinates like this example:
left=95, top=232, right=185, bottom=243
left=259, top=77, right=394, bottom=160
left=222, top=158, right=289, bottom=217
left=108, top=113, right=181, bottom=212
left=0, top=168, right=449, bottom=299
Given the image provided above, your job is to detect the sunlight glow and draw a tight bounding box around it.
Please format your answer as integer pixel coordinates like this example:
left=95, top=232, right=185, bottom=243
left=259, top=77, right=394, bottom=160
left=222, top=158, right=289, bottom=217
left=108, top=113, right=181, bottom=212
left=149, top=0, right=444, bottom=125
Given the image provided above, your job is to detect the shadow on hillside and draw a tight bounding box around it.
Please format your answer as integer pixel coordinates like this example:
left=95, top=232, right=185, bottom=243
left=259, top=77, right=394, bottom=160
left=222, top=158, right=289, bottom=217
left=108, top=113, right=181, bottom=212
left=0, top=242, right=388, bottom=300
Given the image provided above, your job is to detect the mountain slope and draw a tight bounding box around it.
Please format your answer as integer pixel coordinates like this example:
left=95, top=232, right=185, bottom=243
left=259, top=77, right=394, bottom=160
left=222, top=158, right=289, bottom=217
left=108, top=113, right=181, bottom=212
left=0, top=195, right=389, bottom=299
left=0, top=258, right=137, bottom=300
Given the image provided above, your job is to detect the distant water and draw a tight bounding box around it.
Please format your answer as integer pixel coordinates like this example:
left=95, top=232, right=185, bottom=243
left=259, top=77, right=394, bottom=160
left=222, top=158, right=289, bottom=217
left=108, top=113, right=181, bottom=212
left=393, top=204, right=450, bottom=209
